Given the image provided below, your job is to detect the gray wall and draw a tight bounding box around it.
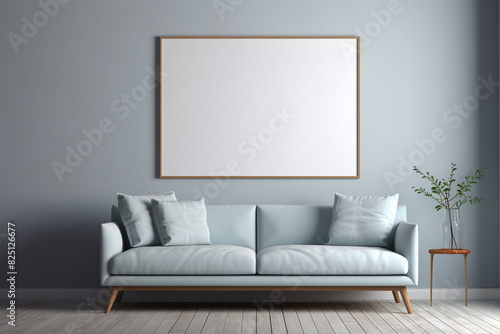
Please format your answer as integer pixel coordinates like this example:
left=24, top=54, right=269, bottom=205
left=0, top=0, right=498, bottom=291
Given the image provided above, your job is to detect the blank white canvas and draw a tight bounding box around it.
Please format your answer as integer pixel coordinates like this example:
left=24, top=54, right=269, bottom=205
left=160, top=37, right=359, bottom=178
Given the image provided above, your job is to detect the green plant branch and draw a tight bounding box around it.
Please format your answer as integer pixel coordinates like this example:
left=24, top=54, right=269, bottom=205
left=412, top=164, right=488, bottom=211
left=413, top=163, right=487, bottom=250
left=412, top=168, right=449, bottom=210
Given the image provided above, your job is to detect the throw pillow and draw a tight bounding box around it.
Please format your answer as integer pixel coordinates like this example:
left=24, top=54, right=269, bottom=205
left=151, top=198, right=211, bottom=246
left=117, top=192, right=177, bottom=247
left=327, top=193, right=399, bottom=247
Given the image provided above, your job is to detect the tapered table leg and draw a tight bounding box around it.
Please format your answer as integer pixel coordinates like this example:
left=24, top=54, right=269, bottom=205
left=430, top=253, right=434, bottom=306
left=464, top=254, right=468, bottom=306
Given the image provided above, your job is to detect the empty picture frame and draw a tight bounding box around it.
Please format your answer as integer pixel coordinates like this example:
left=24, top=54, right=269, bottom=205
left=159, top=36, right=359, bottom=178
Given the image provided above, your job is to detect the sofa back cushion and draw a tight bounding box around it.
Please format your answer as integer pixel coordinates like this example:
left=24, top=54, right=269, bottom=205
left=112, top=205, right=131, bottom=249
left=326, top=193, right=399, bottom=247
left=257, top=205, right=407, bottom=251
left=117, top=192, right=177, bottom=247
left=112, top=204, right=256, bottom=251
left=152, top=198, right=211, bottom=246
left=204, top=205, right=256, bottom=251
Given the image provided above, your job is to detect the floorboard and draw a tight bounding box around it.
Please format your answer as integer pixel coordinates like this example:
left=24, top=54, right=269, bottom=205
left=153, top=302, right=188, bottom=333
left=307, top=303, right=334, bottom=334
left=406, top=300, right=458, bottom=334
left=2, top=299, right=500, bottom=333
left=224, top=303, right=244, bottom=334
left=270, top=304, right=287, bottom=334
left=295, top=303, right=319, bottom=334
left=343, top=301, right=381, bottom=334
left=365, top=301, right=413, bottom=334
left=137, top=302, right=174, bottom=334
left=208, top=303, right=228, bottom=334
left=319, top=302, right=350, bottom=334
left=330, top=302, right=365, bottom=334
left=413, top=300, right=476, bottom=334
left=355, top=301, right=396, bottom=334
left=256, top=303, right=271, bottom=334
left=379, top=301, right=430, bottom=334
left=186, top=303, right=211, bottom=334
left=241, top=302, right=257, bottom=334
left=84, top=303, right=136, bottom=334
left=282, top=303, right=303, bottom=334
left=443, top=303, right=500, bottom=333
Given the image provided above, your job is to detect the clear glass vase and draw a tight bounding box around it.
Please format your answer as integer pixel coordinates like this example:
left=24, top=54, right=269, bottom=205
left=441, top=208, right=463, bottom=249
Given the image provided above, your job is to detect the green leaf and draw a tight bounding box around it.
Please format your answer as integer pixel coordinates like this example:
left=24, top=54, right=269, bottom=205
left=411, top=164, right=488, bottom=210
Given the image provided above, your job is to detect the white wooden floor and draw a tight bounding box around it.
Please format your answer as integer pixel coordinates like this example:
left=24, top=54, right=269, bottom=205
left=1, top=299, right=500, bottom=333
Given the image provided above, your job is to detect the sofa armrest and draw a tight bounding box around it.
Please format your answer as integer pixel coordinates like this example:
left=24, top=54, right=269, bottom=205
left=394, top=222, right=419, bottom=285
left=101, top=222, right=123, bottom=285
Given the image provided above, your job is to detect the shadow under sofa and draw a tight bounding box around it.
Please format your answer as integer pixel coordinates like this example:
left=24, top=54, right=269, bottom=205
left=101, top=205, right=418, bottom=313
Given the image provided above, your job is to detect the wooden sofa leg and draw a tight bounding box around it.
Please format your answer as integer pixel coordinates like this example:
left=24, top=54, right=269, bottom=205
left=392, top=290, right=400, bottom=303
left=116, top=291, right=124, bottom=303
left=105, top=287, right=119, bottom=314
left=399, top=287, right=413, bottom=314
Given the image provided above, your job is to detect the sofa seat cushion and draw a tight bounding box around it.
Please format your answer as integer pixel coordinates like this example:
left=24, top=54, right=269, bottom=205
left=257, top=245, right=408, bottom=275
left=109, top=245, right=256, bottom=275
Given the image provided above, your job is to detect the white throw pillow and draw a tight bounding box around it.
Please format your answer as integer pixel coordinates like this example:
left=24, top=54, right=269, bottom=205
left=327, top=193, right=399, bottom=247
left=151, top=198, right=211, bottom=246
left=117, top=192, right=177, bottom=247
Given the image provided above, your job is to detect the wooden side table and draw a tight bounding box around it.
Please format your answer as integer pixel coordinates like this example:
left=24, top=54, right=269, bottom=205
left=429, top=248, right=471, bottom=306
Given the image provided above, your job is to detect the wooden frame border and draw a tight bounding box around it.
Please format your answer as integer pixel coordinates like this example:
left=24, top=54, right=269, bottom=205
left=159, top=36, right=360, bottom=179
left=104, top=285, right=412, bottom=314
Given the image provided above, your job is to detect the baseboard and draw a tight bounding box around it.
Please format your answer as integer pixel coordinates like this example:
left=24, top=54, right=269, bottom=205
left=1, top=288, right=499, bottom=301
left=408, top=288, right=499, bottom=301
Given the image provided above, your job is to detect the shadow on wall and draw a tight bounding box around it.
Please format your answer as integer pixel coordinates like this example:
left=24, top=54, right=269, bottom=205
left=155, top=36, right=162, bottom=179
left=18, top=215, right=102, bottom=288
left=477, top=0, right=499, bottom=287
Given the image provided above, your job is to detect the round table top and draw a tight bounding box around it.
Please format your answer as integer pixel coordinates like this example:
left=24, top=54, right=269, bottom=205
left=429, top=248, right=470, bottom=254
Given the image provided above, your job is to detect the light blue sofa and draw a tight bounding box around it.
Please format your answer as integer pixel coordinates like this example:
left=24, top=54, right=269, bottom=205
left=101, top=205, right=418, bottom=313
